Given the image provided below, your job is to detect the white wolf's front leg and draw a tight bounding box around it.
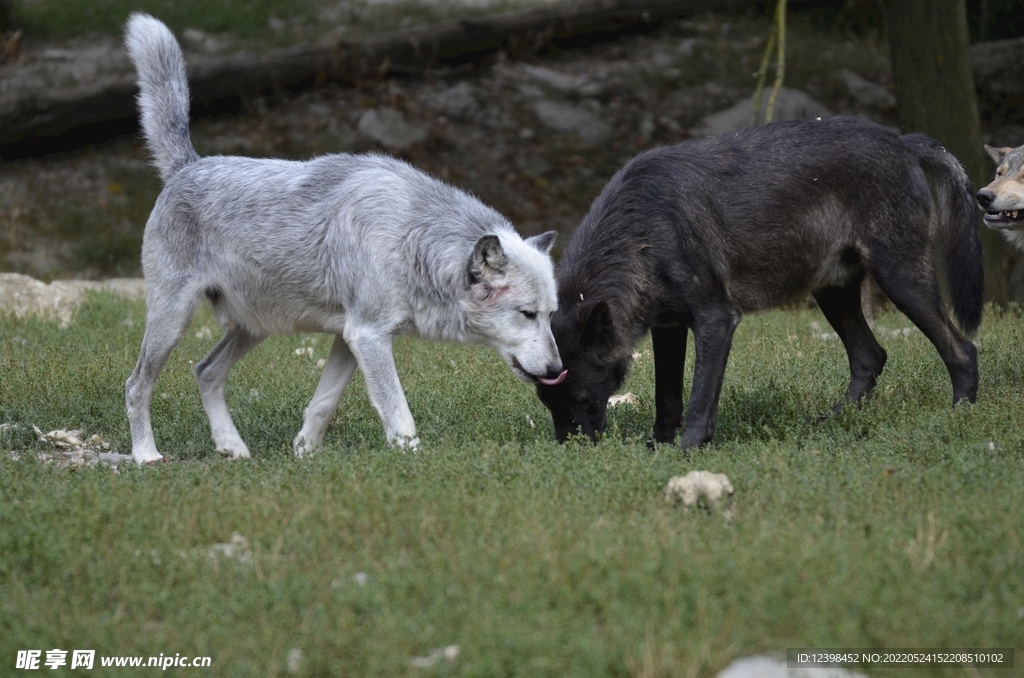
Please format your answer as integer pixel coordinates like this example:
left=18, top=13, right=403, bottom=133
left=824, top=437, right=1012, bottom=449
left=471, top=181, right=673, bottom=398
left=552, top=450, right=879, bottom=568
left=293, top=335, right=359, bottom=457
left=343, top=324, right=418, bottom=449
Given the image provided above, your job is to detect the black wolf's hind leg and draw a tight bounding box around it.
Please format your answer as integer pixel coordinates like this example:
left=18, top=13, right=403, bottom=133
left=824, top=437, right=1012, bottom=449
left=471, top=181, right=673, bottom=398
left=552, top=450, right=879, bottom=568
left=870, top=262, right=978, bottom=404
left=814, top=275, right=888, bottom=412
left=679, top=304, right=741, bottom=450
left=651, top=325, right=687, bottom=444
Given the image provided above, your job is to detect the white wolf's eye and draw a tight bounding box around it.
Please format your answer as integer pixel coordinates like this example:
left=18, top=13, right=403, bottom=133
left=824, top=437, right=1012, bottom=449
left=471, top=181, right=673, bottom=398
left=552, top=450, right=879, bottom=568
left=520, top=310, right=537, bottom=320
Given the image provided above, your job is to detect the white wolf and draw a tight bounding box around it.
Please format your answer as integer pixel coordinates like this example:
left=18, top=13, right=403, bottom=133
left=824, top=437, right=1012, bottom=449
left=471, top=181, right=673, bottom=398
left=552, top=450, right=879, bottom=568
left=123, top=13, right=565, bottom=465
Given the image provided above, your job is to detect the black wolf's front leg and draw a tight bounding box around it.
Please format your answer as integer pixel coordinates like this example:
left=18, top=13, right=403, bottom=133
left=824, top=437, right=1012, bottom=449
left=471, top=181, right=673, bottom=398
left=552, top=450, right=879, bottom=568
left=651, top=324, right=687, bottom=444
left=679, top=305, right=741, bottom=450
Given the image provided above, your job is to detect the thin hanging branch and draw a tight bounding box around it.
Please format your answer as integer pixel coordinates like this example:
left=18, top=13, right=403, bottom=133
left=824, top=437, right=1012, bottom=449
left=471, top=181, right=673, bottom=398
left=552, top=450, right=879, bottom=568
left=749, top=19, right=776, bottom=124
left=750, top=0, right=787, bottom=125
left=764, top=0, right=786, bottom=121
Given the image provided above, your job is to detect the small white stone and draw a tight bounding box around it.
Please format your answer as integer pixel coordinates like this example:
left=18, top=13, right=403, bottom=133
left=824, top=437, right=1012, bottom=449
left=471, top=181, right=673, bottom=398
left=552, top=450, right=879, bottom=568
left=665, top=471, right=734, bottom=514
left=608, top=393, right=638, bottom=408
left=409, top=644, right=460, bottom=669
left=286, top=648, right=303, bottom=675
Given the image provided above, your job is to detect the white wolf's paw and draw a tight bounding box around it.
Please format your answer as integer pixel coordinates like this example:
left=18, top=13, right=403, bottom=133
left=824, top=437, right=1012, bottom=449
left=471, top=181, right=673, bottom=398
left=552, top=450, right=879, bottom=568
left=391, top=435, right=420, bottom=452
left=292, top=434, right=319, bottom=459
left=132, top=448, right=165, bottom=466
left=216, top=442, right=251, bottom=460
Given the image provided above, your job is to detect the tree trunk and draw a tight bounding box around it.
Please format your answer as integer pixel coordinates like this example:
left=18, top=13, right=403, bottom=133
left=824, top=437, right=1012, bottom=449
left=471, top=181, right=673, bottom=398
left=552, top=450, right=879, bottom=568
left=888, top=0, right=1007, bottom=303
left=0, top=0, right=12, bottom=34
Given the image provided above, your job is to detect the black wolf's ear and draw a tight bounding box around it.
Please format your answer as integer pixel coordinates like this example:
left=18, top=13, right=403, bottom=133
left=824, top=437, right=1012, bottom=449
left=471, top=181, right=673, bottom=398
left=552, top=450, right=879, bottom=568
left=985, top=145, right=1012, bottom=166
left=469, top=235, right=508, bottom=283
left=579, top=300, right=616, bottom=351
left=525, top=230, right=557, bottom=254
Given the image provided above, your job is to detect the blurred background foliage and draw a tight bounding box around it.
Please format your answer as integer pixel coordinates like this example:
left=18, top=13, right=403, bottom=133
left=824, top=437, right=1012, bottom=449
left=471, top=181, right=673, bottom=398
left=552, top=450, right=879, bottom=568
left=6, top=0, right=1024, bottom=42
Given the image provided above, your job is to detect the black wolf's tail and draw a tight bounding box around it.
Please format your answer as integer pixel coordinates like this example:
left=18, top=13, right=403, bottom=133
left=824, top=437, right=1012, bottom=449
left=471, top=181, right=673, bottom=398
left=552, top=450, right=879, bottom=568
left=902, top=133, right=983, bottom=335
left=124, top=13, right=198, bottom=183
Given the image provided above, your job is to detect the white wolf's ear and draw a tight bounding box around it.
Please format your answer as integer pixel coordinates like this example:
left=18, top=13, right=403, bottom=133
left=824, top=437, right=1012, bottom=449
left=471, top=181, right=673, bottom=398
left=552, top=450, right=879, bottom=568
left=469, top=235, right=508, bottom=284
left=525, top=230, right=557, bottom=254
left=985, top=145, right=1013, bottom=165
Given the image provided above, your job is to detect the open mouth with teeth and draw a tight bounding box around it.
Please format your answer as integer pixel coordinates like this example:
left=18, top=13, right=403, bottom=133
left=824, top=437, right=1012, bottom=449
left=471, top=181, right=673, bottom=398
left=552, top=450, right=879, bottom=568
left=984, top=209, right=1024, bottom=226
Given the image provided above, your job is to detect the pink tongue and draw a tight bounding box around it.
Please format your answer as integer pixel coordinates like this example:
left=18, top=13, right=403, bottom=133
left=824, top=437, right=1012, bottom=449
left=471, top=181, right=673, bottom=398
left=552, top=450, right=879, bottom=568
left=538, top=370, right=567, bottom=386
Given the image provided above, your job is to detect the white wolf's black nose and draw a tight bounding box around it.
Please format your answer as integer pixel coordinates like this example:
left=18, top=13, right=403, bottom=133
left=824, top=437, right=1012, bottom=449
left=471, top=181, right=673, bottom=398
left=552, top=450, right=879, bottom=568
left=977, top=190, right=995, bottom=209
left=544, top=365, right=563, bottom=379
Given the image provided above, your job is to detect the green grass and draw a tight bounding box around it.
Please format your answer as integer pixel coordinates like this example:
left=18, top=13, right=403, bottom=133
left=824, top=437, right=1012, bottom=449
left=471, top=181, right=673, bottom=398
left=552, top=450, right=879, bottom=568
left=1, top=294, right=1022, bottom=676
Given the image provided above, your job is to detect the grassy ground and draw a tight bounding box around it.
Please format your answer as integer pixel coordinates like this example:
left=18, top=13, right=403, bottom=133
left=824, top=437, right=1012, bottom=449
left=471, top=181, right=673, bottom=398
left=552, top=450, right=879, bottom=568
left=1, top=293, right=1021, bottom=676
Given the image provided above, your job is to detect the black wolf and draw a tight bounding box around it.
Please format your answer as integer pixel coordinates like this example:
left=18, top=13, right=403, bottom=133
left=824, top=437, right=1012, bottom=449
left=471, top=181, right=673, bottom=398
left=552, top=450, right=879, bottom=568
left=537, top=116, right=983, bottom=447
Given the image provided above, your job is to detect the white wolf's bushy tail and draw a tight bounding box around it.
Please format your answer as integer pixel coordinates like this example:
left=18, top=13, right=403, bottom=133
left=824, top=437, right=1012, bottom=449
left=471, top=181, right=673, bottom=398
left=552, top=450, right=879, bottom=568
left=124, top=13, right=198, bottom=182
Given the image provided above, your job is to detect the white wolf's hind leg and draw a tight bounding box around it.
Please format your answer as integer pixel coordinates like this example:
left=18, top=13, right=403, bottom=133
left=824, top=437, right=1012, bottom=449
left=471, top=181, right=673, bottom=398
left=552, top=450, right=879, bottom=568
left=293, top=335, right=359, bottom=457
left=194, top=326, right=265, bottom=459
left=343, top=325, right=417, bottom=448
left=126, top=294, right=198, bottom=465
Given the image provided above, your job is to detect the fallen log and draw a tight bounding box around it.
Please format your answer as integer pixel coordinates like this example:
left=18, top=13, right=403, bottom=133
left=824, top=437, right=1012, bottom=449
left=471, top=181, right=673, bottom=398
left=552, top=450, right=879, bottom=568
left=0, top=0, right=748, bottom=155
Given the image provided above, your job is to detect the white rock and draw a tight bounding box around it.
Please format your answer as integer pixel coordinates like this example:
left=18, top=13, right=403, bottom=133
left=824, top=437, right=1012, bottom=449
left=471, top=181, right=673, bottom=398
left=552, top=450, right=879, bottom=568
left=532, top=99, right=610, bottom=143
left=26, top=425, right=128, bottom=467
left=717, top=655, right=869, bottom=678
left=608, top=393, right=638, bottom=407
left=665, top=470, right=734, bottom=513
left=409, top=644, right=460, bottom=669
left=837, top=68, right=896, bottom=110
left=206, top=532, right=252, bottom=563
left=357, top=108, right=428, bottom=149
left=511, top=62, right=603, bottom=97
left=0, top=273, right=144, bottom=327
left=180, top=28, right=225, bottom=55
left=423, top=81, right=480, bottom=119
left=286, top=648, right=303, bottom=675
left=690, top=87, right=833, bottom=137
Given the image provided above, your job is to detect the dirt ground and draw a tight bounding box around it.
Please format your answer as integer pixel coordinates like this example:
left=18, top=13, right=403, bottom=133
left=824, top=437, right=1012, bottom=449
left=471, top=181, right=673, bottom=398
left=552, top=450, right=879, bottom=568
left=0, top=10, right=1019, bottom=282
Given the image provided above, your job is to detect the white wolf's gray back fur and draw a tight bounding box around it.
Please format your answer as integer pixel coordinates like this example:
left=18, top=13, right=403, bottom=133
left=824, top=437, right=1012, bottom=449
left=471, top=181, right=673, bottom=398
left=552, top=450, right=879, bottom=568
left=151, top=152, right=549, bottom=342
left=123, top=13, right=561, bottom=464
left=125, top=13, right=199, bottom=181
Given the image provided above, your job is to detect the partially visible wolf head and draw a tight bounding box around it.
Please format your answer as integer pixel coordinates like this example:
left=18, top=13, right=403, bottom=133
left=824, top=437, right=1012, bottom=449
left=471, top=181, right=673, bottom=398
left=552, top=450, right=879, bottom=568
left=978, top=144, right=1024, bottom=250
left=535, top=300, right=632, bottom=442
left=464, top=230, right=567, bottom=386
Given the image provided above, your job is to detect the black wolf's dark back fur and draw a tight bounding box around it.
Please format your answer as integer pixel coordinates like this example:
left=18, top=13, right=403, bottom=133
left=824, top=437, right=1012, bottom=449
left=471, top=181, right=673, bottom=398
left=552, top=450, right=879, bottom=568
left=538, top=116, right=982, bottom=447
